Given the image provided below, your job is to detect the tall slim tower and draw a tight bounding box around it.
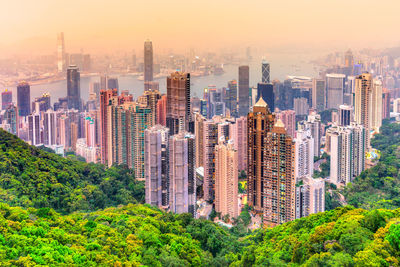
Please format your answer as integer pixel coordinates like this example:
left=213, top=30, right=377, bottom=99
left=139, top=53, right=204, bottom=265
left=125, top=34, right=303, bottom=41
left=263, top=119, right=295, bottom=226
left=371, top=79, right=382, bottom=133
left=17, top=82, right=31, bottom=117
left=166, top=72, right=190, bottom=135
left=294, top=128, right=314, bottom=181
left=326, top=74, right=345, bottom=110
left=227, top=80, right=238, bottom=117
left=100, top=89, right=118, bottom=164
left=354, top=73, right=372, bottom=150
left=262, top=60, right=270, bottom=83
left=203, top=120, right=218, bottom=202
left=247, top=97, right=275, bottom=213
left=312, top=78, right=326, bottom=112
left=144, top=39, right=153, bottom=91
left=67, top=65, right=81, bottom=110
left=57, top=32, right=66, bottom=72
left=238, top=66, right=249, bottom=117
left=2, top=89, right=12, bottom=110
left=215, top=139, right=238, bottom=219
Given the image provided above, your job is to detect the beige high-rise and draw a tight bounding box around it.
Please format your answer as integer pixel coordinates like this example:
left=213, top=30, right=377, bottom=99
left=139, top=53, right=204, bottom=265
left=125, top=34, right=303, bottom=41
left=354, top=73, right=372, bottom=150
left=215, top=140, right=238, bottom=219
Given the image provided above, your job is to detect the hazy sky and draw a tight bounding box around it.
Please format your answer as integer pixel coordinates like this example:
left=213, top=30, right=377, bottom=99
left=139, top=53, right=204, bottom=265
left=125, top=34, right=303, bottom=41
left=1, top=0, right=400, bottom=55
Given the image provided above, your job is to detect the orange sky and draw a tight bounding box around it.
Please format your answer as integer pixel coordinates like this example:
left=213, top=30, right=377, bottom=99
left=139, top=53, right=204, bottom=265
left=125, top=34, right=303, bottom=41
left=1, top=0, right=400, bottom=55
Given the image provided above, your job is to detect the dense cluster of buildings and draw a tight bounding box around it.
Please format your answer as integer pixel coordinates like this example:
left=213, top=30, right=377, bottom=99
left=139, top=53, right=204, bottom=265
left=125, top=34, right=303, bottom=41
left=0, top=45, right=395, bottom=227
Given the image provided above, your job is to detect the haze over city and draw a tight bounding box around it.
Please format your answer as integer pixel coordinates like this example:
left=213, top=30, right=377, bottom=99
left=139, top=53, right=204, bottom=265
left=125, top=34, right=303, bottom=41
left=1, top=0, right=400, bottom=56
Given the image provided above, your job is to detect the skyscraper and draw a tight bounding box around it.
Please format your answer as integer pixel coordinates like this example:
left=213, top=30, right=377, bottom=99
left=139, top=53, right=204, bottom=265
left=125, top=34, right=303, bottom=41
left=227, top=80, right=238, bottom=117
left=67, top=65, right=81, bottom=110
left=275, top=109, right=296, bottom=138
left=215, top=139, right=238, bottom=219
left=203, top=120, right=218, bottom=202
left=295, top=176, right=325, bottom=219
left=43, top=109, right=57, bottom=146
left=238, top=66, right=249, bottom=117
left=17, top=82, right=31, bottom=117
left=263, top=119, right=295, bottom=226
left=299, top=113, right=322, bottom=157
left=339, top=105, right=353, bottom=126
left=169, top=133, right=196, bottom=215
left=194, top=113, right=205, bottom=168
left=166, top=72, right=190, bottom=135
left=326, top=74, right=345, bottom=109
left=144, top=39, right=153, bottom=91
left=312, top=78, right=326, bottom=112
left=262, top=60, right=270, bottom=84
left=382, top=89, right=390, bottom=120
left=28, top=112, right=41, bottom=146
left=230, top=116, right=247, bottom=171
left=107, top=77, right=119, bottom=92
left=2, top=89, right=12, bottom=110
left=354, top=73, right=372, bottom=150
left=256, top=83, right=274, bottom=112
left=247, top=97, right=275, bottom=213
left=145, top=125, right=170, bottom=209
left=100, top=89, right=118, bottom=164
left=157, top=95, right=167, bottom=126
left=344, top=49, right=354, bottom=68
left=371, top=79, right=383, bottom=133
left=57, top=32, right=66, bottom=72
left=294, top=128, right=314, bottom=181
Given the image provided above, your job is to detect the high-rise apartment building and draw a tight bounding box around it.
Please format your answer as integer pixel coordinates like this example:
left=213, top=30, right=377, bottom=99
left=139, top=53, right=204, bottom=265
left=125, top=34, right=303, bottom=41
left=157, top=95, right=167, bottom=126
left=145, top=125, right=170, bottom=209
left=169, top=133, right=196, bottom=215
left=227, top=80, right=238, bottom=117
left=144, top=39, right=153, bottom=90
left=238, top=66, right=249, bottom=117
left=299, top=113, right=322, bottom=158
left=2, top=89, right=12, bottom=110
left=215, top=140, right=238, bottom=219
left=295, top=176, right=325, bottom=219
left=230, top=116, right=247, bottom=171
left=67, top=65, right=81, bottom=111
left=141, top=89, right=161, bottom=126
left=194, top=113, right=205, bottom=168
left=262, top=60, right=270, bottom=84
left=166, top=72, right=190, bottom=135
left=247, top=97, right=275, bottom=213
left=100, top=89, right=118, bottom=164
left=371, top=79, right=383, bottom=133
left=294, top=129, right=314, bottom=181
left=339, top=105, right=353, bottom=126
left=275, top=109, right=296, bottom=138
left=354, top=73, right=372, bottom=150
left=17, top=82, right=31, bottom=117
left=326, top=74, right=345, bottom=109
left=382, top=89, right=390, bottom=119
left=43, top=109, right=57, bottom=146
left=263, top=119, right=295, bottom=226
left=203, top=120, right=218, bottom=202
left=28, top=111, right=41, bottom=146
left=312, top=78, right=326, bottom=112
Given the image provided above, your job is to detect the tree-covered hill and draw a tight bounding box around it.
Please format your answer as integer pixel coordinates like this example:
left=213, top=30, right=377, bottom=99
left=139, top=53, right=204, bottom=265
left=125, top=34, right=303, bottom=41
left=0, top=129, right=144, bottom=214
left=0, top=204, right=399, bottom=266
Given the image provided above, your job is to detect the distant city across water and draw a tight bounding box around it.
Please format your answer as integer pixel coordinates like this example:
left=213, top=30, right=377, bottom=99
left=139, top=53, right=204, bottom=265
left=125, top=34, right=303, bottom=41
left=9, top=54, right=319, bottom=105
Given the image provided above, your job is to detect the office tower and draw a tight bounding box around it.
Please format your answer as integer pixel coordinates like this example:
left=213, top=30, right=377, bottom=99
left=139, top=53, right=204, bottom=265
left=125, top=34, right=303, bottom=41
left=145, top=125, right=170, bottom=208
left=107, top=77, right=119, bottom=92
left=67, top=65, right=81, bottom=110
left=294, top=97, right=309, bottom=115
left=144, top=39, right=153, bottom=90
left=371, top=80, right=383, bottom=133
left=338, top=105, right=352, bottom=126
left=227, top=80, right=238, bottom=117
left=33, top=93, right=51, bottom=113
left=57, top=32, right=66, bottom=72
left=28, top=112, right=41, bottom=146
left=169, top=133, right=196, bottom=215
left=238, top=66, right=249, bottom=117
left=230, top=116, right=247, bottom=171
left=382, top=89, right=390, bottom=119
left=194, top=113, right=205, bottom=168
left=2, top=89, right=12, bottom=110
left=100, top=89, right=118, bottom=164
left=295, top=176, right=325, bottom=219
left=215, top=139, right=238, bottom=219
left=312, top=79, right=325, bottom=112
left=43, top=110, right=57, bottom=146
left=262, top=60, right=270, bottom=83
left=354, top=73, right=372, bottom=150
left=247, top=97, right=275, bottom=213
left=166, top=72, right=190, bottom=135
left=17, top=82, right=31, bottom=117
left=263, top=119, right=295, bottom=226
left=203, top=120, right=218, bottom=202
left=329, top=123, right=365, bottom=186
left=294, top=129, right=314, bottom=181
left=256, top=83, right=274, bottom=111
left=275, top=109, right=295, bottom=138
left=345, top=49, right=354, bottom=68
left=326, top=74, right=345, bottom=109
left=100, top=75, right=108, bottom=90
left=157, top=95, right=167, bottom=126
